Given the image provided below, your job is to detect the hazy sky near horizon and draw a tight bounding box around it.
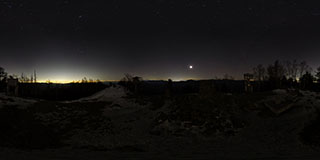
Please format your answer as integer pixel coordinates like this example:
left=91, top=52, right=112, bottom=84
left=1, top=0, right=320, bottom=82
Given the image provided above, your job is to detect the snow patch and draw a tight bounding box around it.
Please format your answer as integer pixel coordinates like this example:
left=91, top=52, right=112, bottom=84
left=68, top=86, right=127, bottom=103
left=272, top=89, right=287, bottom=95
left=0, top=93, right=37, bottom=109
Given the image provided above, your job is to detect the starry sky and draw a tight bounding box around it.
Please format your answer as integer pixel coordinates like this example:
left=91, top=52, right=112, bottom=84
left=1, top=0, right=320, bottom=82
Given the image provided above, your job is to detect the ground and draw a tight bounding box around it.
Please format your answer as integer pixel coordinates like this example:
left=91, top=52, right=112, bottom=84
left=0, top=87, right=320, bottom=159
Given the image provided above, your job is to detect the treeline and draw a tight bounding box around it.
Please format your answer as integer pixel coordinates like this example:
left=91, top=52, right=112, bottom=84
left=0, top=67, right=37, bottom=84
left=118, top=74, right=143, bottom=93
left=18, top=83, right=107, bottom=101
left=0, top=66, right=102, bottom=85
left=0, top=66, right=108, bottom=100
left=252, top=60, right=320, bottom=91
left=118, top=74, right=245, bottom=96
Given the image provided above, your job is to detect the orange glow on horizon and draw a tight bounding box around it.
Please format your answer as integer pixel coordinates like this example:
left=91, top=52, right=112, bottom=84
left=36, top=79, right=119, bottom=84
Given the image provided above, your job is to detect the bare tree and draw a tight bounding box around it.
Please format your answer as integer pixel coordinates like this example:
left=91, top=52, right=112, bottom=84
left=267, top=60, right=285, bottom=79
left=20, top=73, right=26, bottom=83
left=292, top=60, right=299, bottom=81
left=24, top=75, right=30, bottom=83
left=34, top=70, right=37, bottom=83
left=125, top=73, right=133, bottom=82
left=0, top=67, right=7, bottom=81
left=0, top=67, right=7, bottom=91
left=267, top=60, right=285, bottom=88
left=300, top=72, right=314, bottom=90
left=316, top=66, right=320, bottom=82
left=284, top=60, right=299, bottom=80
left=223, top=74, right=234, bottom=80
left=284, top=60, right=293, bottom=78
left=81, top=77, right=88, bottom=83
left=119, top=74, right=143, bottom=93
left=30, top=74, right=34, bottom=83
left=298, top=61, right=312, bottom=79
left=253, top=64, right=266, bottom=81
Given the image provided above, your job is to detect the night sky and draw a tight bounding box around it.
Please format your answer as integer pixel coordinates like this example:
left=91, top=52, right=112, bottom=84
left=1, top=0, right=320, bottom=82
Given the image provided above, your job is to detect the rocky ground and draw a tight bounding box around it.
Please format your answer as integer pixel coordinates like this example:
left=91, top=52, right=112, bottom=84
left=0, top=87, right=320, bottom=159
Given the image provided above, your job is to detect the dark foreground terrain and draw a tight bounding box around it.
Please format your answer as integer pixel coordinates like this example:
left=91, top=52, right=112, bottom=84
left=1, top=86, right=320, bottom=159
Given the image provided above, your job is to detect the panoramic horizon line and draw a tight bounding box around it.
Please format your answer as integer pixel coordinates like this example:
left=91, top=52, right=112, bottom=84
left=29, top=78, right=245, bottom=84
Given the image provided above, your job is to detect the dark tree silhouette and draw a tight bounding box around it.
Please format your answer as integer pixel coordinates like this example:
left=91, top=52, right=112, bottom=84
left=19, top=73, right=30, bottom=83
left=81, top=77, right=88, bottom=83
left=298, top=61, right=312, bottom=79
left=252, top=64, right=267, bottom=91
left=267, top=60, right=286, bottom=89
left=287, top=77, right=294, bottom=88
left=0, top=67, right=7, bottom=82
left=132, top=76, right=143, bottom=94
left=34, top=70, right=37, bottom=83
left=30, top=74, right=34, bottom=83
left=316, top=67, right=320, bottom=83
left=0, top=67, right=7, bottom=91
left=223, top=74, right=234, bottom=80
left=300, top=72, right=314, bottom=90
left=281, top=76, right=289, bottom=88
left=284, top=60, right=299, bottom=80
left=119, top=74, right=143, bottom=93
left=253, top=64, right=267, bottom=81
